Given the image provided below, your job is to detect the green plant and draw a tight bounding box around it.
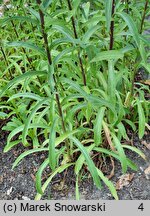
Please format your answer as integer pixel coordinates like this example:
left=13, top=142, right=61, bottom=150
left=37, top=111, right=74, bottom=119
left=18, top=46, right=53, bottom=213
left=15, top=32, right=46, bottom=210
left=0, top=0, right=149, bottom=200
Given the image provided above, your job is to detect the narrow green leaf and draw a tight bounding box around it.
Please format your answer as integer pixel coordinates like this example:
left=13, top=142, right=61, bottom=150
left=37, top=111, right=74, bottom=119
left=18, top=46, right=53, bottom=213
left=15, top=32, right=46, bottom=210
left=75, top=144, right=95, bottom=175
left=96, top=168, right=118, bottom=200
left=6, top=41, right=46, bottom=56
left=117, top=12, right=140, bottom=46
left=94, top=107, right=106, bottom=146
left=42, top=0, right=52, bottom=9
left=94, top=147, right=137, bottom=171
left=82, top=25, right=100, bottom=43
left=1, top=16, right=39, bottom=26
left=136, top=98, right=146, bottom=139
left=36, top=159, right=49, bottom=195
left=4, top=140, right=21, bottom=152
left=111, top=133, right=127, bottom=173
left=91, top=50, right=124, bottom=62
left=22, top=99, right=50, bottom=146
left=49, top=118, right=57, bottom=171
left=117, top=122, right=129, bottom=140
left=0, top=112, right=7, bottom=118
left=53, top=24, right=75, bottom=43
left=123, top=119, right=136, bottom=131
left=105, top=0, right=113, bottom=32
left=108, top=60, right=116, bottom=105
left=8, top=93, right=43, bottom=102
left=75, top=174, right=80, bottom=200
left=62, top=78, right=115, bottom=113
left=12, top=148, right=48, bottom=169
left=73, top=0, right=82, bottom=12
left=42, top=129, right=80, bottom=147
left=4, top=124, right=50, bottom=152
left=53, top=47, right=74, bottom=65
left=123, top=145, right=146, bottom=160
left=70, top=137, right=101, bottom=189
left=35, top=163, right=74, bottom=200
left=0, top=71, right=47, bottom=98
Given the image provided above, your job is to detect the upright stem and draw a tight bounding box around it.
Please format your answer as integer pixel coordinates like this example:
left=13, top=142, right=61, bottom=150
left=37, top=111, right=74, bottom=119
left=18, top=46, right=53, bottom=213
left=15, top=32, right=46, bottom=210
left=10, top=20, right=33, bottom=67
left=109, top=0, right=115, bottom=50
left=66, top=0, right=87, bottom=86
left=0, top=47, right=13, bottom=79
left=59, top=0, right=65, bottom=19
left=140, top=0, right=148, bottom=34
left=126, top=0, right=129, bottom=14
left=36, top=0, right=71, bottom=159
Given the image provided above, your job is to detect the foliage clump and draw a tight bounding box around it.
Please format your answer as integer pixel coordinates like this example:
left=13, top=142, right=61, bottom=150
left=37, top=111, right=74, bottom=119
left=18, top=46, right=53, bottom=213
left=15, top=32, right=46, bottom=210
left=0, top=0, right=149, bottom=200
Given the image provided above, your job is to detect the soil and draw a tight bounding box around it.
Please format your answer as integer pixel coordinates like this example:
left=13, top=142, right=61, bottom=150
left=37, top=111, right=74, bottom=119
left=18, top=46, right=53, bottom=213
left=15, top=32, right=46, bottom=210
left=0, top=130, right=150, bottom=200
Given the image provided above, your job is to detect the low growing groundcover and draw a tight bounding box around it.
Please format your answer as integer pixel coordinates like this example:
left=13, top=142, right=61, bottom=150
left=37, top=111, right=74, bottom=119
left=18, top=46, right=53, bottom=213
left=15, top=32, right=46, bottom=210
left=0, top=0, right=150, bottom=200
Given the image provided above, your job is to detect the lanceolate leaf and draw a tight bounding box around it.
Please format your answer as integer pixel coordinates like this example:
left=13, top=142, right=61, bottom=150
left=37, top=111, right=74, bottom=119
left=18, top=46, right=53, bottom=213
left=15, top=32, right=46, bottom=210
left=35, top=163, right=74, bottom=200
left=36, top=159, right=49, bottom=195
left=91, top=50, right=124, bottom=62
left=42, top=129, right=80, bottom=147
left=12, top=148, right=49, bottom=169
left=108, top=60, right=116, bottom=105
left=42, top=0, right=52, bottom=9
left=0, top=112, right=7, bottom=118
left=4, top=124, right=51, bottom=152
left=62, top=78, right=116, bottom=114
left=22, top=99, right=50, bottom=146
left=94, top=107, right=106, bottom=146
left=82, top=25, right=100, bottom=43
left=73, top=0, right=82, bottom=12
left=111, top=133, right=127, bottom=173
left=49, top=118, right=57, bottom=171
left=1, top=16, right=39, bottom=26
left=96, top=168, right=118, bottom=200
left=75, top=144, right=95, bottom=175
left=75, top=174, right=80, bottom=200
left=105, top=0, right=113, bottom=32
left=8, top=93, right=43, bottom=102
left=70, top=136, right=101, bottom=189
left=117, top=12, right=140, bottom=47
left=136, top=98, right=146, bottom=139
left=94, top=147, right=138, bottom=171
left=123, top=145, right=146, bottom=160
left=6, top=41, right=46, bottom=56
left=0, top=71, right=47, bottom=98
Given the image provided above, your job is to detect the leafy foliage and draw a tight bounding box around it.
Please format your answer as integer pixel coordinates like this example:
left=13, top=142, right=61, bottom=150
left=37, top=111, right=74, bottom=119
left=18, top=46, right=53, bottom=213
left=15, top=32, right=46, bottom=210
left=0, top=0, right=150, bottom=200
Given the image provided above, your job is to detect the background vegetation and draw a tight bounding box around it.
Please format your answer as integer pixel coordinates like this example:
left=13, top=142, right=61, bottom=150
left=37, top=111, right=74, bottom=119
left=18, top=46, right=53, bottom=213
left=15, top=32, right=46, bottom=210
left=0, top=0, right=150, bottom=200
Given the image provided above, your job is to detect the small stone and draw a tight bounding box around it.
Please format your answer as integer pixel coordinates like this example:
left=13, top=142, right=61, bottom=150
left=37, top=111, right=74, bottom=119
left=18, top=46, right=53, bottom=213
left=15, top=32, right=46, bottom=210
left=22, top=196, right=31, bottom=200
left=144, top=166, right=150, bottom=180
left=6, top=187, right=13, bottom=196
left=139, top=167, right=144, bottom=172
left=106, top=193, right=112, bottom=197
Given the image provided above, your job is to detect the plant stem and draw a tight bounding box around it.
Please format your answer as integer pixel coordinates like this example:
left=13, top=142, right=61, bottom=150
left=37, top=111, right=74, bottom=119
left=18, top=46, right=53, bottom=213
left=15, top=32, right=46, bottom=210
left=36, top=0, right=72, bottom=159
left=109, top=0, right=115, bottom=50
left=10, top=20, right=33, bottom=68
left=140, top=0, right=149, bottom=34
left=10, top=17, right=46, bottom=93
left=66, top=0, right=87, bottom=86
left=131, top=0, right=149, bottom=96
left=126, top=0, right=129, bottom=14
left=59, top=0, right=65, bottom=19
left=0, top=47, right=13, bottom=79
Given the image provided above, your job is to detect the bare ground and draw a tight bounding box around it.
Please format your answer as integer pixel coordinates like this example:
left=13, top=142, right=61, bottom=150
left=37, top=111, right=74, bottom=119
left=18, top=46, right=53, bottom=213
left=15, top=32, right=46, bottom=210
left=0, top=130, right=150, bottom=200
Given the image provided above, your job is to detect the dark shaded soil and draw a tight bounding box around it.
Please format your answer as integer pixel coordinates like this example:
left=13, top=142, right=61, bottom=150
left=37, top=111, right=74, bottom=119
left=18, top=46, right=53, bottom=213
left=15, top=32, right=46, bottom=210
left=0, top=130, right=150, bottom=200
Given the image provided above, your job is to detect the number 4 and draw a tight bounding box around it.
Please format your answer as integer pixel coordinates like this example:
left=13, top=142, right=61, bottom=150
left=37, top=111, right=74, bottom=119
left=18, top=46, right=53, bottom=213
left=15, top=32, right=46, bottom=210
left=138, top=203, right=144, bottom=211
